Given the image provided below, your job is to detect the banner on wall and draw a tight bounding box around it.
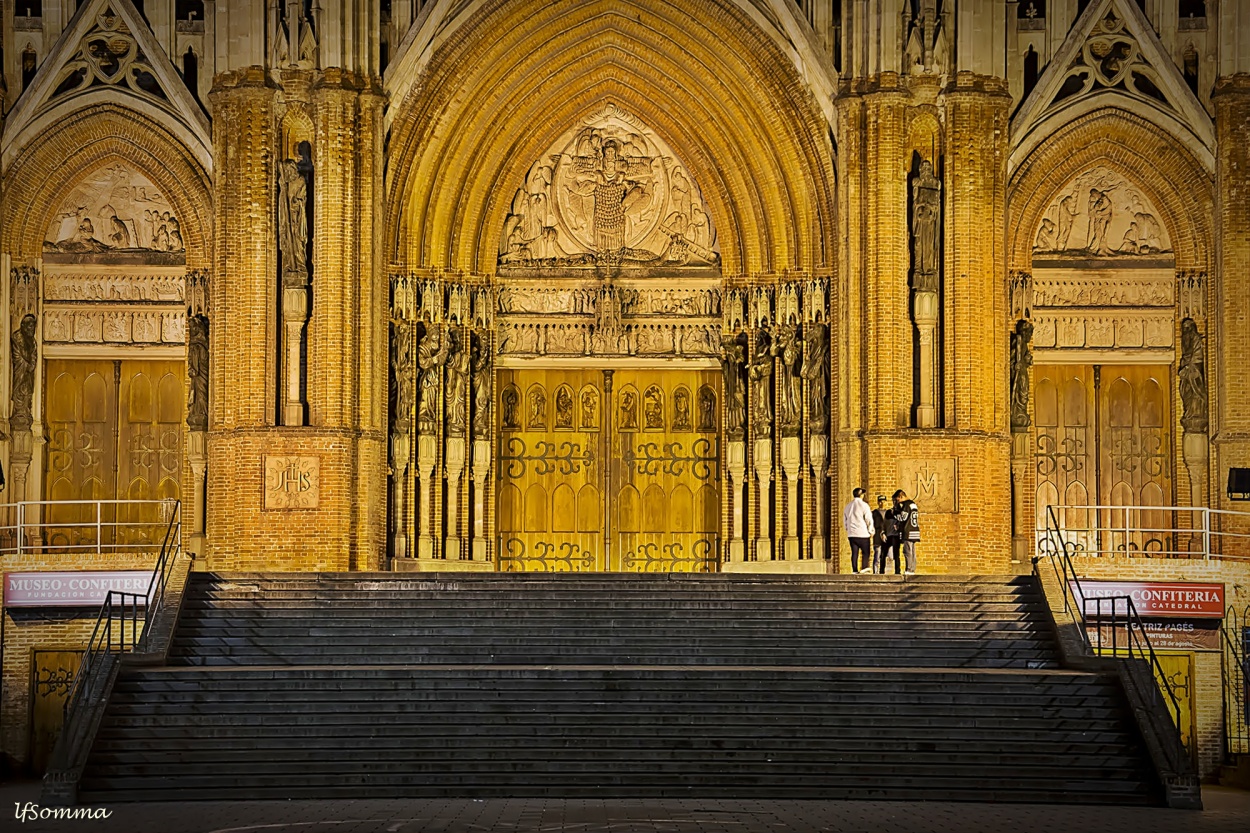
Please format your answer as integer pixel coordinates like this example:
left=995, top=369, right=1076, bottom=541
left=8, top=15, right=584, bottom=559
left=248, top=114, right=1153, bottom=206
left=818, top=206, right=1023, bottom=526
left=3, top=571, right=152, bottom=607
left=1072, top=579, right=1226, bottom=653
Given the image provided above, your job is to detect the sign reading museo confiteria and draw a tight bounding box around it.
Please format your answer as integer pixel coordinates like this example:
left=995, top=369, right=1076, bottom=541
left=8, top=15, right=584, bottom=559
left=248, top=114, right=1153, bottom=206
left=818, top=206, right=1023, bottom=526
left=3, top=571, right=152, bottom=607
left=1071, top=579, right=1225, bottom=653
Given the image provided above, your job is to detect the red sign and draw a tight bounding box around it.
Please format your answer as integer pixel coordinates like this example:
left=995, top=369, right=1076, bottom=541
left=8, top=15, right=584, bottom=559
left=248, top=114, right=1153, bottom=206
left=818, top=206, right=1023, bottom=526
left=3, top=571, right=152, bottom=608
left=1071, top=579, right=1225, bottom=619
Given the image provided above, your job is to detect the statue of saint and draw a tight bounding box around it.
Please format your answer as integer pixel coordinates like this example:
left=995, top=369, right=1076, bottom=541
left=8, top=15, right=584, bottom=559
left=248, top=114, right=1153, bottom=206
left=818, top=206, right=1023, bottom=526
left=187, top=314, right=210, bottom=432
left=278, top=154, right=310, bottom=286
left=1086, top=188, right=1113, bottom=254
left=1009, top=319, right=1033, bottom=432
left=471, top=333, right=492, bottom=439
left=1179, top=317, right=1208, bottom=434
left=800, top=323, right=829, bottom=432
left=9, top=314, right=37, bottom=431
left=571, top=139, right=652, bottom=257
left=445, top=331, right=470, bottom=437
left=416, top=325, right=451, bottom=434
left=775, top=324, right=802, bottom=434
left=748, top=331, right=774, bottom=438
left=720, top=333, right=747, bottom=439
left=911, top=159, right=941, bottom=293
left=697, top=386, right=716, bottom=432
left=501, top=387, right=520, bottom=429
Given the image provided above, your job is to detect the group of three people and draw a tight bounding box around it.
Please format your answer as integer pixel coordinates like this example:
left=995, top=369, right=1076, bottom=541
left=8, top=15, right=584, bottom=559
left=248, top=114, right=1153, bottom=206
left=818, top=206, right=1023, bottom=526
left=841, top=489, right=920, bottom=575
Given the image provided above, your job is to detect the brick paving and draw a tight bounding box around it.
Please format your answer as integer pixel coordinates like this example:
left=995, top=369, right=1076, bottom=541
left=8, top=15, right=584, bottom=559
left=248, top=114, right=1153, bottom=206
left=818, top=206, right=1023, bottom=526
left=2, top=781, right=1248, bottom=833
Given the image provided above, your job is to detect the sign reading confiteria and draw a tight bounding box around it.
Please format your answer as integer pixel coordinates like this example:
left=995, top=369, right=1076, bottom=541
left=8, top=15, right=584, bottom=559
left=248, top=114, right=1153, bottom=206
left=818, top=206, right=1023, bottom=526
left=1071, top=580, right=1225, bottom=619
left=3, top=571, right=152, bottom=607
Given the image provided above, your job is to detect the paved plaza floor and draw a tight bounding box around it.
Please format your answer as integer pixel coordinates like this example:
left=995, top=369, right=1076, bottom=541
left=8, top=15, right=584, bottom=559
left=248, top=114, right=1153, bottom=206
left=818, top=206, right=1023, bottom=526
left=2, top=781, right=1250, bottom=833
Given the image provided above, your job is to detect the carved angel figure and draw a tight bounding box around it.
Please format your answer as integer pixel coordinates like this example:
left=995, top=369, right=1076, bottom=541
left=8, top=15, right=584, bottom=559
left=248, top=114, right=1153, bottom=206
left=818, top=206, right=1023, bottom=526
left=570, top=139, right=654, bottom=256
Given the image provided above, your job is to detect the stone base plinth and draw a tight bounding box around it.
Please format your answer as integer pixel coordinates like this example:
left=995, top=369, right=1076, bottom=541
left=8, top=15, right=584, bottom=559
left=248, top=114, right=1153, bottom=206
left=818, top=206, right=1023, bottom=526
left=720, top=559, right=832, bottom=574
left=392, top=557, right=495, bottom=573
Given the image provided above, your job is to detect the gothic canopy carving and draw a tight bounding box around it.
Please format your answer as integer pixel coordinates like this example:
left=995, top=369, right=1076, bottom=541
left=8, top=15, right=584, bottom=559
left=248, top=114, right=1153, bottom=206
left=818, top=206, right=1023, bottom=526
left=43, top=163, right=185, bottom=262
left=1032, top=166, right=1171, bottom=259
left=499, top=104, right=720, bottom=271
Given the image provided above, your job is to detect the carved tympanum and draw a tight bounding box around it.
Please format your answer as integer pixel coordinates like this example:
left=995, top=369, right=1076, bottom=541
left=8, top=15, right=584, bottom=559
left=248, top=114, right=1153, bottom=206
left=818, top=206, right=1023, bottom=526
left=1033, top=166, right=1171, bottom=257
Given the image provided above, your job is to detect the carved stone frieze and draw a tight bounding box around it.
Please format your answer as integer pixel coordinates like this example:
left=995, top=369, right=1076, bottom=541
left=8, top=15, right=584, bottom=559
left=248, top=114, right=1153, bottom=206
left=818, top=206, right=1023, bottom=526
left=498, top=103, right=719, bottom=269
left=497, top=284, right=719, bottom=318
left=495, top=320, right=721, bottom=358
left=1032, top=311, right=1174, bottom=350
left=43, top=308, right=188, bottom=344
left=1033, top=165, right=1171, bottom=258
left=1031, top=274, right=1174, bottom=308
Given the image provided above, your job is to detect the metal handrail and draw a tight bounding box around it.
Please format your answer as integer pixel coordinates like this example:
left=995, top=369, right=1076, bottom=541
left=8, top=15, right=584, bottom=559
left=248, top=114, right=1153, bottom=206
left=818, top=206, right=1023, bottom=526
left=1224, top=605, right=1249, bottom=759
left=1034, top=504, right=1250, bottom=561
left=60, top=501, right=181, bottom=724
left=0, top=499, right=178, bottom=556
left=1039, top=504, right=1186, bottom=743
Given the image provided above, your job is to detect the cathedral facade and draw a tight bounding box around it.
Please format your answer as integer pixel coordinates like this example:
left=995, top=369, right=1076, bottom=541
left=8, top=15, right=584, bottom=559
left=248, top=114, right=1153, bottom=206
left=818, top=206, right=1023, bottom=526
left=0, top=0, right=1246, bottom=578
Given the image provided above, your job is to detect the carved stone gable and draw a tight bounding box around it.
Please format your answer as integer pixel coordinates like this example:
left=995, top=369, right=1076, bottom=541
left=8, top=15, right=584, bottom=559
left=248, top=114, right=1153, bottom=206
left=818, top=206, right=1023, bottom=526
left=499, top=103, right=720, bottom=271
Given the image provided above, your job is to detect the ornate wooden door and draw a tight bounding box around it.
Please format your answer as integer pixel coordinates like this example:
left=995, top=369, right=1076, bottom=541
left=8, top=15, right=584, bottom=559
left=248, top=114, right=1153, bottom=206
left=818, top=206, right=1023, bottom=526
left=496, top=366, right=719, bottom=571
left=1034, top=364, right=1173, bottom=554
left=29, top=650, right=81, bottom=773
left=44, top=360, right=183, bottom=548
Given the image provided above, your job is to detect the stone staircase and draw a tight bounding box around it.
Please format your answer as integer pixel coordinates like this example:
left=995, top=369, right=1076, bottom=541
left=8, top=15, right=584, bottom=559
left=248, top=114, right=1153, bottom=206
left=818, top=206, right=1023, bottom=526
left=77, top=572, right=1163, bottom=804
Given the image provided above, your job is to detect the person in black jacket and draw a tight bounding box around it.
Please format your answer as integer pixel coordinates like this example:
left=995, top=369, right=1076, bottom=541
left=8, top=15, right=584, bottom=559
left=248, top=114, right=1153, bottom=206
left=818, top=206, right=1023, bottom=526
left=892, top=489, right=921, bottom=575
left=871, top=494, right=892, bottom=574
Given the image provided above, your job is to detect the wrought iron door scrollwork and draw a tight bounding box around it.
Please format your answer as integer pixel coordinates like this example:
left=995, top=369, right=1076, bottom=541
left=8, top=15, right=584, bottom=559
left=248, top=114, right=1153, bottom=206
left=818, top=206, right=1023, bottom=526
left=499, top=436, right=596, bottom=479
left=621, top=539, right=715, bottom=572
left=625, top=437, right=717, bottom=481
left=500, top=538, right=596, bottom=572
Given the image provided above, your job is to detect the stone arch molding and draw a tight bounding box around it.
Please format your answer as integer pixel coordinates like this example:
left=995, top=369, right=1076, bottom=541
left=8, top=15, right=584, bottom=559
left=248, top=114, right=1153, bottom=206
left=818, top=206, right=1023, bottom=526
left=386, top=0, right=836, bottom=276
left=499, top=104, right=720, bottom=271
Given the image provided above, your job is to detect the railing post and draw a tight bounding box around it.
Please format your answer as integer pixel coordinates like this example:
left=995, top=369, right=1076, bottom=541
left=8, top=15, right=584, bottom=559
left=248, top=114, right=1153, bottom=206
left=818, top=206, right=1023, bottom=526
left=96, top=501, right=102, bottom=555
left=1202, top=508, right=1211, bottom=560
left=17, top=502, right=24, bottom=557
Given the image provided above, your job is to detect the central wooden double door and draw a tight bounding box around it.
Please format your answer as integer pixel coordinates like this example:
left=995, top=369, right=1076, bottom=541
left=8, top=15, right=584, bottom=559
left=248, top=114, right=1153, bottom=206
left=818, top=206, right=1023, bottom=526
left=496, top=366, right=720, bottom=572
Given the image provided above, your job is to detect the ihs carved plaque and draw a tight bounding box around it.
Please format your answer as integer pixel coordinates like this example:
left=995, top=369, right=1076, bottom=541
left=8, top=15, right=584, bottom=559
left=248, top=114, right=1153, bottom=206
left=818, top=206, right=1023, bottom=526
left=264, top=456, right=321, bottom=510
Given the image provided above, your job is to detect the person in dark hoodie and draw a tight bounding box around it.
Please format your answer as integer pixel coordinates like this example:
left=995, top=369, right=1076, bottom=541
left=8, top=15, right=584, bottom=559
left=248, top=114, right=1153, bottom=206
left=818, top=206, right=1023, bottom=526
left=892, top=489, right=920, bottom=575
left=871, top=494, right=892, bottom=574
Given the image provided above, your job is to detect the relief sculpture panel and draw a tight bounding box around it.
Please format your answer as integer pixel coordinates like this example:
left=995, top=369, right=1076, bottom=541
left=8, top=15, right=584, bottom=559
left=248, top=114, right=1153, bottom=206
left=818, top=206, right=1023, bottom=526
left=1032, top=166, right=1171, bottom=258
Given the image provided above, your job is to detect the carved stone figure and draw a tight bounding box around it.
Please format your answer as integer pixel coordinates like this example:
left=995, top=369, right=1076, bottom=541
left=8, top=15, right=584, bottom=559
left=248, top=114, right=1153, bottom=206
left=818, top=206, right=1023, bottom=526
left=278, top=154, right=310, bottom=286
left=555, top=386, right=574, bottom=429
left=698, top=386, right=716, bottom=432
left=620, top=390, right=639, bottom=430
left=445, top=331, right=470, bottom=437
left=501, top=387, right=520, bottom=429
left=1009, top=319, right=1034, bottom=432
left=800, top=322, right=829, bottom=432
left=416, top=325, right=451, bottom=434
left=1086, top=188, right=1113, bottom=254
left=775, top=324, right=802, bottom=435
left=9, top=314, right=37, bottom=431
left=720, top=333, right=747, bottom=439
left=1055, top=193, right=1079, bottom=251
left=748, top=331, right=774, bottom=438
left=187, top=314, right=210, bottom=432
left=528, top=387, right=547, bottom=429
left=471, top=333, right=492, bottom=439
left=644, top=386, right=664, bottom=430
left=1179, top=317, right=1208, bottom=433
left=581, top=389, right=598, bottom=429
left=673, top=388, right=692, bottom=431
left=911, top=159, right=941, bottom=292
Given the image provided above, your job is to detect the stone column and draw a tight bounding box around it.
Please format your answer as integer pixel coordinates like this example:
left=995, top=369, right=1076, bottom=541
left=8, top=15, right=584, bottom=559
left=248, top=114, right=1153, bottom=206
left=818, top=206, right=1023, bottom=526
left=780, top=437, right=801, bottom=560
left=913, top=289, right=939, bottom=428
left=754, top=438, right=773, bottom=560
left=416, top=434, right=438, bottom=559
left=726, top=439, right=746, bottom=562
left=808, top=435, right=828, bottom=560
left=471, top=437, right=491, bottom=561
left=444, top=437, right=465, bottom=560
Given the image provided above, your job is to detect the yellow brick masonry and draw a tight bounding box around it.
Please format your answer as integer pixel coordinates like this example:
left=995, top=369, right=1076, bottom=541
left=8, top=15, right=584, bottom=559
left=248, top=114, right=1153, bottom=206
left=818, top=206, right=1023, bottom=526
left=1071, top=556, right=1250, bottom=781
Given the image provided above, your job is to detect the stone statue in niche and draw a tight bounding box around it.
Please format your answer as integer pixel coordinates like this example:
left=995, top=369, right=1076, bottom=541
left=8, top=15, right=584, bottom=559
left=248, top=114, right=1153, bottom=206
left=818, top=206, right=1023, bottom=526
left=673, top=388, right=692, bottom=431
left=278, top=144, right=312, bottom=287
left=698, top=386, right=716, bottom=432
left=1179, top=317, right=1208, bottom=434
left=1009, top=319, right=1034, bottom=432
left=186, top=314, right=210, bottom=432
left=580, top=389, right=598, bottom=430
left=800, top=322, right=829, bottom=432
left=620, top=390, right=639, bottom=430
left=555, top=387, right=574, bottom=429
left=445, top=330, right=471, bottom=437
left=471, top=333, right=492, bottom=439
left=529, top=387, right=547, bottom=430
left=748, top=331, right=774, bottom=438
left=9, top=314, right=37, bottom=431
left=911, top=158, right=941, bottom=293
left=416, top=325, right=451, bottom=434
left=389, top=319, right=414, bottom=436
left=501, top=387, right=520, bottom=430
left=644, top=386, right=664, bottom=430
left=720, top=333, right=747, bottom=439
left=774, top=324, right=803, bottom=435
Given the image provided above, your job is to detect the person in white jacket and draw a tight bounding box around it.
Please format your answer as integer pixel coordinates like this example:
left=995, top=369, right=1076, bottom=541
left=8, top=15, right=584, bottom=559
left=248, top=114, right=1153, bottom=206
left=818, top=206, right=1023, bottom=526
left=841, top=487, right=875, bottom=574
